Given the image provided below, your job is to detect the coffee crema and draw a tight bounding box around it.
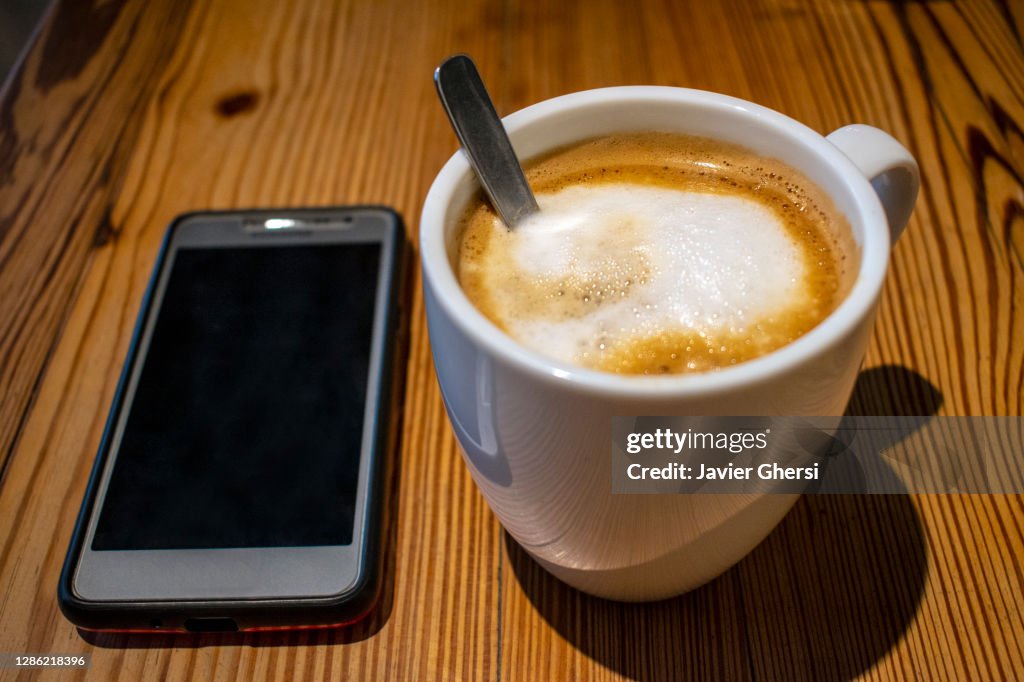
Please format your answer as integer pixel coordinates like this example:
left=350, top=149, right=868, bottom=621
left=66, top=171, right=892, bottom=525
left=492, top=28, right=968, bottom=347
left=456, top=133, right=857, bottom=375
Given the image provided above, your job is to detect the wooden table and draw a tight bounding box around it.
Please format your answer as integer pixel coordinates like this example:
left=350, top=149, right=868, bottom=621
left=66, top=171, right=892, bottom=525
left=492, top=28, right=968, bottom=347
left=1, top=0, right=1021, bottom=679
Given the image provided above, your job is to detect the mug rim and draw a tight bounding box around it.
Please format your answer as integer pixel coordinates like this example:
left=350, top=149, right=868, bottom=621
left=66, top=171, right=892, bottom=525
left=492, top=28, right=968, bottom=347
left=420, top=86, right=891, bottom=398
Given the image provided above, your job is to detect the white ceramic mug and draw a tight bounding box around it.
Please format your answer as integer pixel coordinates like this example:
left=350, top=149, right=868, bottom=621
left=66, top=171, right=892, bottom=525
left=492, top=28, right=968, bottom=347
left=420, top=87, right=919, bottom=601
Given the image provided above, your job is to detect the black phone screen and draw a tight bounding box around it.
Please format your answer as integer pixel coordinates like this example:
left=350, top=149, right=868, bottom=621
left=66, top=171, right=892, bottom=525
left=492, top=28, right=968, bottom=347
left=91, top=243, right=381, bottom=550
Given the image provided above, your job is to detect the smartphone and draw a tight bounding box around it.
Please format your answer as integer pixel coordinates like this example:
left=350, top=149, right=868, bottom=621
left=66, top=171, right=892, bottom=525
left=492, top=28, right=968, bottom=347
left=59, top=207, right=407, bottom=632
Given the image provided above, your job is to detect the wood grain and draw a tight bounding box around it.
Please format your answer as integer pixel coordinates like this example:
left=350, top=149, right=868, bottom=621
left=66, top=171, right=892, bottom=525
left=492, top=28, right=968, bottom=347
left=0, top=0, right=195, bottom=477
left=0, top=0, right=1021, bottom=680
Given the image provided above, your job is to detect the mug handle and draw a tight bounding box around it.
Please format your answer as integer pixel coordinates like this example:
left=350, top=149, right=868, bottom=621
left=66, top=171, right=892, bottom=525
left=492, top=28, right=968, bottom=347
left=826, top=124, right=920, bottom=243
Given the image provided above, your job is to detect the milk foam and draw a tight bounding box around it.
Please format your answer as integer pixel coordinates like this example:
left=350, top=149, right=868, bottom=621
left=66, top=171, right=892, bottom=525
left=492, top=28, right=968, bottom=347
left=457, top=132, right=853, bottom=374
left=475, top=184, right=808, bottom=368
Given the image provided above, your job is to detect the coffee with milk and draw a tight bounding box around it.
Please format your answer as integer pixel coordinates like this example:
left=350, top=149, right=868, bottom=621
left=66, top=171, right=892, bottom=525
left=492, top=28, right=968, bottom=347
left=456, top=132, right=857, bottom=375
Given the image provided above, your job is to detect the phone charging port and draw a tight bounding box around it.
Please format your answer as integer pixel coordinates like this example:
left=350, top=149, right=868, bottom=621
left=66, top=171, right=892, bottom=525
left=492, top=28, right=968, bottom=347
left=184, top=617, right=238, bottom=633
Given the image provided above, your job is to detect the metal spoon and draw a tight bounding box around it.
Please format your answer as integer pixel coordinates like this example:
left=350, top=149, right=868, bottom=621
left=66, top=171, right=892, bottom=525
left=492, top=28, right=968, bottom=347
left=434, top=54, right=539, bottom=228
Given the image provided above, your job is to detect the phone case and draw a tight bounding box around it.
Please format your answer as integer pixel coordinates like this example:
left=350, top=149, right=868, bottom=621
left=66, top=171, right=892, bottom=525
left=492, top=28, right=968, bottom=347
left=57, top=207, right=409, bottom=632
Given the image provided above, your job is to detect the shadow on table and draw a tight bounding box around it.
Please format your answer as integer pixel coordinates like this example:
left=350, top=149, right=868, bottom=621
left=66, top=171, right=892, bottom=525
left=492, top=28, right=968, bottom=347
left=505, top=365, right=940, bottom=681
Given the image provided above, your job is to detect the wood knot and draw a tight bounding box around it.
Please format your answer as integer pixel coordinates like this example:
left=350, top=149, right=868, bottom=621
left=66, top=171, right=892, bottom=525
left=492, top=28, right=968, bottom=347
left=215, top=90, right=260, bottom=118
left=93, top=207, right=119, bottom=247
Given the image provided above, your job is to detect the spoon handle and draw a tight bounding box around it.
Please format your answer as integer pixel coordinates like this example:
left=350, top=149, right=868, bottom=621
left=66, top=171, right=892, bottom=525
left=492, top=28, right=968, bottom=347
left=434, top=55, right=539, bottom=228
